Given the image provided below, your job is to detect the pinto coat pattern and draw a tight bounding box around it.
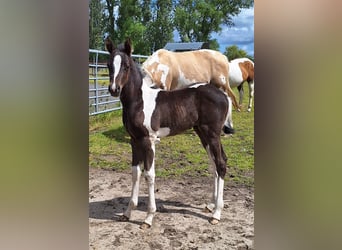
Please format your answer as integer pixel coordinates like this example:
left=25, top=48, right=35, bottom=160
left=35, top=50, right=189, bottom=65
left=105, top=38, right=231, bottom=229
left=142, top=48, right=240, bottom=110
left=228, top=58, right=255, bottom=112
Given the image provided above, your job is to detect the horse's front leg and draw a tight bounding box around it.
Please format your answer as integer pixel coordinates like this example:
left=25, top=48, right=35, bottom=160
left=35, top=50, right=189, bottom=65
left=122, top=139, right=142, bottom=221
left=141, top=137, right=157, bottom=229
left=122, top=164, right=142, bottom=221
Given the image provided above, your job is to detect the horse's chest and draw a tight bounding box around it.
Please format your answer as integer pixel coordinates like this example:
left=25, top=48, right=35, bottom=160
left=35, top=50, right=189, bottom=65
left=123, top=108, right=147, bottom=138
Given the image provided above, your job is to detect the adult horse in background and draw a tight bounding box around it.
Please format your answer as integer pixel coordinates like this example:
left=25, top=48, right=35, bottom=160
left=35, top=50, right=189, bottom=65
left=105, top=38, right=230, bottom=229
left=142, top=48, right=240, bottom=111
left=228, top=58, right=255, bottom=112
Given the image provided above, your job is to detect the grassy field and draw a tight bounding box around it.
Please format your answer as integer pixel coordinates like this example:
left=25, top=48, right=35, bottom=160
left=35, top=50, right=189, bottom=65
left=89, top=89, right=254, bottom=186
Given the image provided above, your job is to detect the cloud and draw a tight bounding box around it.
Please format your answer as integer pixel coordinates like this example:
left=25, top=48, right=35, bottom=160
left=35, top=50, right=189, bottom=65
left=213, top=7, right=254, bottom=56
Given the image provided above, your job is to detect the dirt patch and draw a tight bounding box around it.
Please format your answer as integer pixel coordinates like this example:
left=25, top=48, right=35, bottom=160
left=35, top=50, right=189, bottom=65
left=89, top=167, right=254, bottom=250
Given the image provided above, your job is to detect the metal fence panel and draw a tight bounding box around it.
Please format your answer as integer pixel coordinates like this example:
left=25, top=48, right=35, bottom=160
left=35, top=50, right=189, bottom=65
left=89, top=49, right=148, bottom=115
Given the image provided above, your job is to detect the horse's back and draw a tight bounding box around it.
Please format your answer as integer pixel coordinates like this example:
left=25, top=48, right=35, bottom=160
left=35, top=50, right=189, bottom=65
left=152, top=84, right=227, bottom=135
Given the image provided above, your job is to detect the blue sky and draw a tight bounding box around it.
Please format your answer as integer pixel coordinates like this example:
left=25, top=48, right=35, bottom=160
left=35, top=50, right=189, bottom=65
left=172, top=6, right=254, bottom=57
left=212, top=6, right=254, bottom=57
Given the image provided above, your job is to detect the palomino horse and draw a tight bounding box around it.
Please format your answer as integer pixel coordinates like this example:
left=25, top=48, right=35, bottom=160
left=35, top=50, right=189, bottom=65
left=105, top=38, right=230, bottom=229
left=142, top=48, right=240, bottom=111
left=229, top=58, right=255, bottom=112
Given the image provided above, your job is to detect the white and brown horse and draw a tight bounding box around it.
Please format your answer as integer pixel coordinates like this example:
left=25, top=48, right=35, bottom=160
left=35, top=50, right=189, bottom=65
left=105, top=38, right=231, bottom=228
left=142, top=48, right=240, bottom=111
left=229, top=58, right=255, bottom=112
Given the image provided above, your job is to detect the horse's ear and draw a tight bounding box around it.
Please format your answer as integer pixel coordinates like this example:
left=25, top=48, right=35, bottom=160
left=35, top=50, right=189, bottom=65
left=105, top=38, right=115, bottom=54
left=124, top=38, right=133, bottom=56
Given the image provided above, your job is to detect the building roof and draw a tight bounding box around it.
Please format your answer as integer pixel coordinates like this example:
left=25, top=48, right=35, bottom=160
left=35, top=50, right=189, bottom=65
left=163, top=42, right=209, bottom=52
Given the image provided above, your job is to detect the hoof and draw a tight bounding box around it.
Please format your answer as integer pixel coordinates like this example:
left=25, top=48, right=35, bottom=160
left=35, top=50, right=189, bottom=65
left=140, top=223, right=151, bottom=230
left=209, top=218, right=220, bottom=225
left=119, top=215, right=129, bottom=222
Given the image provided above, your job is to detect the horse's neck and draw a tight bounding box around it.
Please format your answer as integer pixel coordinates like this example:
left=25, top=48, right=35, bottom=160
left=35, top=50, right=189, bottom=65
left=120, top=68, right=142, bottom=105
left=119, top=67, right=158, bottom=106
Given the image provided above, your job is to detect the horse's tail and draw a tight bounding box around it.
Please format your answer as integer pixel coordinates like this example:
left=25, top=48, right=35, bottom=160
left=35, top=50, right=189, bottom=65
left=226, top=83, right=241, bottom=111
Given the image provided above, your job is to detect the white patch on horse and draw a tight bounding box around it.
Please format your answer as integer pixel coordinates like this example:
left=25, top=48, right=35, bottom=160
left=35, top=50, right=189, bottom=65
left=228, top=62, right=244, bottom=87
left=178, top=69, right=194, bottom=88
left=189, top=83, right=207, bottom=88
left=142, top=74, right=154, bottom=88
left=112, top=55, right=122, bottom=91
left=156, top=64, right=169, bottom=88
left=156, top=127, right=170, bottom=138
left=219, top=74, right=226, bottom=84
left=141, top=83, right=161, bottom=133
left=144, top=52, right=160, bottom=66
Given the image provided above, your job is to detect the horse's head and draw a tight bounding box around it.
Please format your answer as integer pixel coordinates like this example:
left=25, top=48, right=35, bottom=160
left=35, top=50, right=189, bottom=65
left=105, top=38, right=133, bottom=97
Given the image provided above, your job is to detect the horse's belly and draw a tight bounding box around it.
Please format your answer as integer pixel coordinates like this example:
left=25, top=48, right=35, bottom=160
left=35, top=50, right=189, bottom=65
left=229, top=65, right=244, bottom=87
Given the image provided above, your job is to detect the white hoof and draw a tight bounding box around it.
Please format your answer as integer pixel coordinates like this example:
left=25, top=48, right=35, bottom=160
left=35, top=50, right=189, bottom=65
left=209, top=218, right=220, bottom=225
left=140, top=222, right=151, bottom=229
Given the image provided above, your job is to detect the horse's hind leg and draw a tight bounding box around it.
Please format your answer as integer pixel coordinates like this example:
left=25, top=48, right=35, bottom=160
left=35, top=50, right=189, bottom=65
left=208, top=138, right=226, bottom=224
left=237, top=84, right=244, bottom=108
left=247, top=80, right=254, bottom=112
left=195, top=127, right=227, bottom=224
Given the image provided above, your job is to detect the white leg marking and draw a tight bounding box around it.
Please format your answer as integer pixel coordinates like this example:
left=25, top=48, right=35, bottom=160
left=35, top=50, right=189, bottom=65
left=248, top=81, right=254, bottom=112
left=123, top=165, right=141, bottom=219
left=144, top=140, right=156, bottom=226
left=212, top=177, right=224, bottom=221
left=111, top=55, right=122, bottom=92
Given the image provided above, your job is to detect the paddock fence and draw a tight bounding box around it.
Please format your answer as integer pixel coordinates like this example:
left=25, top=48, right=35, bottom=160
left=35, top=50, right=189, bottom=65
left=89, top=49, right=149, bottom=115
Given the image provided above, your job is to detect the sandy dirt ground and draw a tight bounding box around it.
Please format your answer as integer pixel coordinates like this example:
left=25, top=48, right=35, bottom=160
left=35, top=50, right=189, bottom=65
left=89, top=167, right=254, bottom=250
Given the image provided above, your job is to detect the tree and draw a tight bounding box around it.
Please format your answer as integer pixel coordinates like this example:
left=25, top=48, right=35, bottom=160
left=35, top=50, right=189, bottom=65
left=174, top=0, right=253, bottom=43
left=116, top=0, right=148, bottom=54
left=104, top=0, right=119, bottom=44
left=149, top=0, right=174, bottom=52
left=224, top=45, right=249, bottom=60
left=208, top=39, right=219, bottom=50
left=89, top=0, right=105, bottom=50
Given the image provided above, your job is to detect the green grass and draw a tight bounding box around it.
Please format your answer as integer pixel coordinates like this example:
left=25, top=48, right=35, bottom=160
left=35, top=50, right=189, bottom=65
left=89, top=89, right=254, bottom=186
